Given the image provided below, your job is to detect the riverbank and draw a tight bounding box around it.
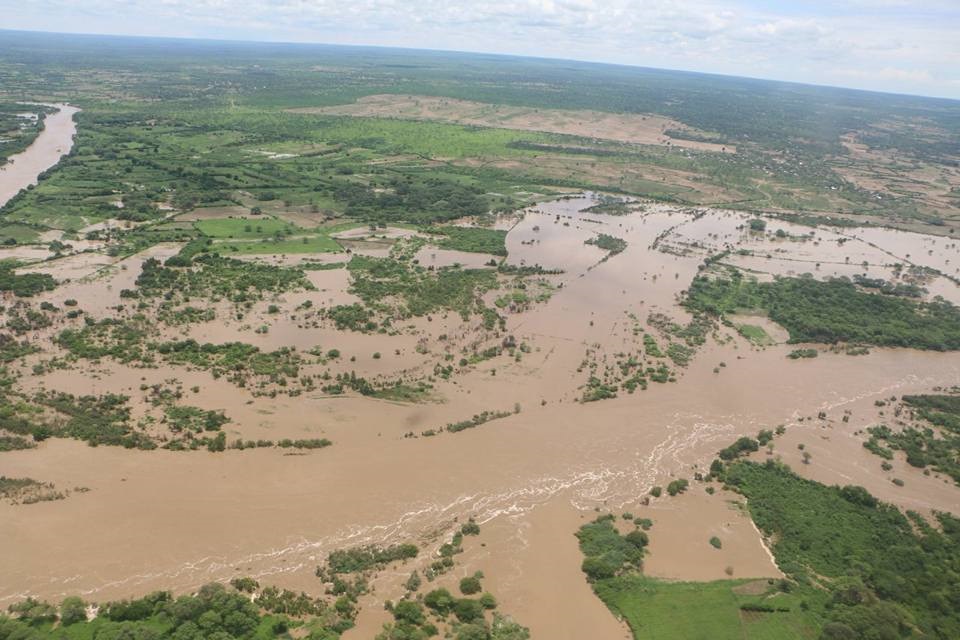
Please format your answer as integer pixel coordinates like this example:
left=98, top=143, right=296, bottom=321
left=0, top=103, right=79, bottom=208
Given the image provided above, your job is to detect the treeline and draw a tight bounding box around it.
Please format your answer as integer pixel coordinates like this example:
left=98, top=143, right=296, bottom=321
left=686, top=270, right=960, bottom=350
left=721, top=459, right=960, bottom=639
left=336, top=179, right=488, bottom=224
left=0, top=262, right=56, bottom=297
left=0, top=580, right=354, bottom=639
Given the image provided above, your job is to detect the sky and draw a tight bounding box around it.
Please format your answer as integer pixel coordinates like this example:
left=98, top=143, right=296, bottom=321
left=5, top=0, right=960, bottom=99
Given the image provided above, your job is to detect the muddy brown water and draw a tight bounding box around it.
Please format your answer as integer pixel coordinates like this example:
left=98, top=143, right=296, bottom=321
left=2, top=193, right=960, bottom=640
left=0, top=104, right=79, bottom=208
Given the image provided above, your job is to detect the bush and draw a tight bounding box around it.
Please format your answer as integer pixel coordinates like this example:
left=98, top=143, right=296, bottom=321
left=666, top=478, right=689, bottom=496
left=453, top=598, right=485, bottom=623
left=459, top=576, right=482, bottom=595
left=59, top=597, right=87, bottom=625
left=424, top=588, right=455, bottom=614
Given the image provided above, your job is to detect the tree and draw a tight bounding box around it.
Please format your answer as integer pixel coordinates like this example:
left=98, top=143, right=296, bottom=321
left=405, top=570, right=422, bottom=592
left=59, top=596, right=87, bottom=626
left=459, top=576, right=482, bottom=595
left=424, top=588, right=454, bottom=614
left=624, top=530, right=649, bottom=549
left=491, top=614, right=530, bottom=640
left=454, top=598, right=485, bottom=623
left=392, top=600, right=425, bottom=626
left=456, top=624, right=489, bottom=640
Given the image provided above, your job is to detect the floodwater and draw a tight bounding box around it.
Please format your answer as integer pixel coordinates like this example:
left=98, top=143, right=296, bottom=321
left=2, top=193, right=960, bottom=639
left=0, top=104, right=79, bottom=208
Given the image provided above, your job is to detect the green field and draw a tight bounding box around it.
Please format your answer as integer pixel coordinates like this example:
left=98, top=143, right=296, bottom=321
left=195, top=217, right=300, bottom=239
left=596, top=576, right=816, bottom=640
left=1, top=29, right=956, bottom=244
left=736, top=324, right=774, bottom=346
left=219, top=235, right=342, bottom=254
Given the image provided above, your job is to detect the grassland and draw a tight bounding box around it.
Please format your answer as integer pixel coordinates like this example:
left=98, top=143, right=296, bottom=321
left=1, top=30, right=957, bottom=245
left=220, top=235, right=343, bottom=255
left=579, top=456, right=960, bottom=640
left=595, top=576, right=815, bottom=640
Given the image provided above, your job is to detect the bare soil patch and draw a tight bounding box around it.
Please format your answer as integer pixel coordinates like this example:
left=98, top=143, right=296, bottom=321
left=292, top=94, right=735, bottom=153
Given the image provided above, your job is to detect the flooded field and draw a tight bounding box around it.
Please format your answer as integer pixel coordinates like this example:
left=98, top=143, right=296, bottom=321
left=2, top=193, right=959, bottom=639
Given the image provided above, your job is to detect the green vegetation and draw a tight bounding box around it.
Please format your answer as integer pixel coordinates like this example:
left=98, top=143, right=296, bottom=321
left=0, top=262, right=56, bottom=297
left=585, top=233, right=628, bottom=255
left=1, top=30, right=957, bottom=250
left=687, top=270, right=960, bottom=350
left=443, top=409, right=513, bottom=434
left=426, top=226, right=508, bottom=256
left=0, top=581, right=356, bottom=639
left=862, top=394, right=960, bottom=483
left=582, top=453, right=960, bottom=640
left=722, top=459, right=960, bottom=639
left=57, top=319, right=304, bottom=392
left=718, top=436, right=759, bottom=461
left=737, top=324, right=772, bottom=346
left=592, top=575, right=814, bottom=640
left=666, top=478, right=689, bottom=496
left=576, top=514, right=648, bottom=582
left=902, top=394, right=960, bottom=431
left=164, top=405, right=229, bottom=433
left=0, top=476, right=65, bottom=505
left=0, top=102, right=53, bottom=163
left=137, top=255, right=314, bottom=302
left=326, top=544, right=419, bottom=574
left=459, top=575, right=482, bottom=595
left=345, top=254, right=498, bottom=324
left=195, top=217, right=299, bottom=239
left=223, top=235, right=343, bottom=255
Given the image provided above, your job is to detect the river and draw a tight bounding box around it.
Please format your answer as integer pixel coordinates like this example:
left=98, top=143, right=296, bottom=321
left=0, top=103, right=79, bottom=208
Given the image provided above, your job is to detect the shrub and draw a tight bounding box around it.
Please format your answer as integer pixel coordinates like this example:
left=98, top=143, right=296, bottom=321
left=459, top=576, right=482, bottom=595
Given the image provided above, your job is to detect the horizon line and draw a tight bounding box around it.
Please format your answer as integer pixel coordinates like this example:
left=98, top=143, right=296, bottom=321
left=2, top=27, right=959, bottom=104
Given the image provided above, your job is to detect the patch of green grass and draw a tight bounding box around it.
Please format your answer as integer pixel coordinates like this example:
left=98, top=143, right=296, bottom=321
left=425, top=225, right=508, bottom=256
left=737, top=324, right=772, bottom=346
left=0, top=223, right=42, bottom=243
left=221, top=234, right=342, bottom=254
left=596, top=576, right=815, bottom=640
left=195, top=216, right=299, bottom=239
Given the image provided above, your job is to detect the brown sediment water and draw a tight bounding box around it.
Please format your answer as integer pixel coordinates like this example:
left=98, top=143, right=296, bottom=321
left=2, top=193, right=960, bottom=639
left=0, top=104, right=79, bottom=208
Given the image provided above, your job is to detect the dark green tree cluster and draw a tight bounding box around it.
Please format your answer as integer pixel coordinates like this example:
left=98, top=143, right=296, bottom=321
left=576, top=514, right=649, bottom=581
left=0, top=262, right=56, bottom=297
left=337, top=180, right=488, bottom=224
left=686, top=270, right=960, bottom=350
left=326, top=544, right=419, bottom=574
left=721, top=459, right=960, bottom=639
left=1, top=581, right=355, bottom=640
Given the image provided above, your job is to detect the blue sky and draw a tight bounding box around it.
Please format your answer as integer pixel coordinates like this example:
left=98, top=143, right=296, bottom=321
left=6, top=0, right=960, bottom=99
